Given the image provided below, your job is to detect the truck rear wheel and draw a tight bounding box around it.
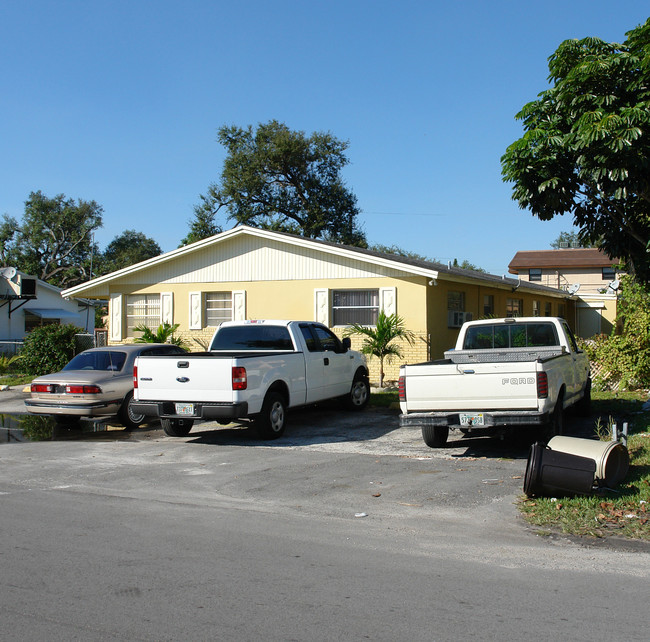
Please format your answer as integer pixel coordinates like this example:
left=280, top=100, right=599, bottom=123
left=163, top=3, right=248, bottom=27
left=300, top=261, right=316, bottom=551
left=161, top=418, right=194, bottom=437
left=574, top=379, right=592, bottom=416
left=256, top=392, right=286, bottom=439
left=541, top=392, right=565, bottom=442
left=551, top=395, right=564, bottom=437
left=422, top=425, right=449, bottom=448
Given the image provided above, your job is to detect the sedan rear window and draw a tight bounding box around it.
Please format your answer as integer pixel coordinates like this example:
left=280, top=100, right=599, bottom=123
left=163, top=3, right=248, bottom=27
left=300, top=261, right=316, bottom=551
left=63, top=351, right=128, bottom=372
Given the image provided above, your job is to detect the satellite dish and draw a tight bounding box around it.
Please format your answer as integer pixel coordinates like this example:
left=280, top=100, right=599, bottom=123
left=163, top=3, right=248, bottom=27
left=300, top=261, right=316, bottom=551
left=0, top=267, right=17, bottom=280
left=567, top=283, right=581, bottom=295
left=608, top=279, right=620, bottom=291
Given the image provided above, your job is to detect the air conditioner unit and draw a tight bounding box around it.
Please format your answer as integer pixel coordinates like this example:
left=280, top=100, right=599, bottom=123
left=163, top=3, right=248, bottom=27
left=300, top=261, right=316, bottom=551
left=448, top=310, right=471, bottom=328
left=20, top=277, right=36, bottom=297
left=559, top=242, right=569, bottom=248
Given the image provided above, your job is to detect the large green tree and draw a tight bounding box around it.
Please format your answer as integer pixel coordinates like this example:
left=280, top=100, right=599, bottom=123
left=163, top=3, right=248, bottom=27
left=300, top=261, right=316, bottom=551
left=550, top=230, right=595, bottom=249
left=501, top=19, right=650, bottom=283
left=194, top=120, right=367, bottom=247
left=2, top=191, right=103, bottom=287
left=179, top=201, right=222, bottom=247
left=98, top=229, right=162, bottom=275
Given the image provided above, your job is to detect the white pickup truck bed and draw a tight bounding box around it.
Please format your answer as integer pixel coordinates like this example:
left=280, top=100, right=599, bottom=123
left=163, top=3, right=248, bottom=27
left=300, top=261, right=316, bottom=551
left=398, top=317, right=591, bottom=447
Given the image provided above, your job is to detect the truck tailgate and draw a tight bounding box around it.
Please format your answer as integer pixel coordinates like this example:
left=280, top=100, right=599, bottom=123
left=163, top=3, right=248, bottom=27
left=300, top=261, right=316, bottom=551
left=403, top=361, right=541, bottom=412
left=135, top=355, right=235, bottom=403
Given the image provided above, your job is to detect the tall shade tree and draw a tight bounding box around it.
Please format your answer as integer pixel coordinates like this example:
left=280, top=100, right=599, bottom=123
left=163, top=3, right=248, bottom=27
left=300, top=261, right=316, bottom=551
left=550, top=231, right=595, bottom=249
left=98, top=229, right=162, bottom=275
left=196, top=120, right=367, bottom=247
left=501, top=18, right=650, bottom=283
left=4, top=191, right=103, bottom=287
left=179, top=201, right=222, bottom=247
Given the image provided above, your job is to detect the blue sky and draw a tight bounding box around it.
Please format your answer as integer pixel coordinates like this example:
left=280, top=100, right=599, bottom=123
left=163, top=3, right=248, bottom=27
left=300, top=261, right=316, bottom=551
left=1, top=1, right=648, bottom=276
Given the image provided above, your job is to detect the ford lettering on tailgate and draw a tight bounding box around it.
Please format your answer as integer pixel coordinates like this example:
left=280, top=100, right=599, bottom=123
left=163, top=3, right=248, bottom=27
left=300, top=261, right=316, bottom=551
left=502, top=377, right=535, bottom=385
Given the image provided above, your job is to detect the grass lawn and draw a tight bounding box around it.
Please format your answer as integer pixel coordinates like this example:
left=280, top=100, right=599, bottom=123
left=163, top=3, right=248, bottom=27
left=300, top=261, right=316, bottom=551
left=520, top=391, right=650, bottom=541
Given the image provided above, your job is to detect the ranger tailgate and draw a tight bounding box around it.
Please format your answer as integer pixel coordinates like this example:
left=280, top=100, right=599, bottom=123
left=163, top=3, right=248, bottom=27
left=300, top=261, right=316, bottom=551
left=402, top=360, right=541, bottom=412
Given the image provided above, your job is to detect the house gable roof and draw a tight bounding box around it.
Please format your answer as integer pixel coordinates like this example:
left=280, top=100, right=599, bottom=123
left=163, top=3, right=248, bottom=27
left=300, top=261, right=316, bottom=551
left=61, top=226, right=570, bottom=300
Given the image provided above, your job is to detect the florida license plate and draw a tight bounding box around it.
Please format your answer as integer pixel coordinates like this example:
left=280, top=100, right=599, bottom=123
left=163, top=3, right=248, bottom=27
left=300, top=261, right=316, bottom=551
left=175, top=403, right=194, bottom=416
left=459, top=413, right=484, bottom=427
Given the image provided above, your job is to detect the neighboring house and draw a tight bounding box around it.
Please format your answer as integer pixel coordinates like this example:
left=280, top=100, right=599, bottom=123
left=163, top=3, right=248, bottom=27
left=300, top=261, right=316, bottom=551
left=508, top=248, right=621, bottom=338
left=0, top=269, right=96, bottom=351
left=61, top=226, right=576, bottom=383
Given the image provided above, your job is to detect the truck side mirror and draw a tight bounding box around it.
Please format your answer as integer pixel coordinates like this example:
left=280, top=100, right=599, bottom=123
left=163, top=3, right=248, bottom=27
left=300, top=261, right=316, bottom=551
left=341, top=337, right=351, bottom=352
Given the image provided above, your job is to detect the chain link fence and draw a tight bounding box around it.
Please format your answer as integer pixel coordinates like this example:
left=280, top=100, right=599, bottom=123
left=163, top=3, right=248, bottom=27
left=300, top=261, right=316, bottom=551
left=0, top=330, right=107, bottom=357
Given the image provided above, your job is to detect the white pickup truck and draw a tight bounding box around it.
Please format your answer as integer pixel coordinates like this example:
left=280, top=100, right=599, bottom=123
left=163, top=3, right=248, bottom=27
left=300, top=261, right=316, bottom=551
left=132, top=320, right=369, bottom=439
left=398, top=317, right=591, bottom=447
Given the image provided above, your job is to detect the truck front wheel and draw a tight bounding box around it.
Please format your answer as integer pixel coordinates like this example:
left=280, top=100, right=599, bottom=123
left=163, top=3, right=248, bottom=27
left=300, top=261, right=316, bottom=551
left=256, top=392, right=286, bottom=440
left=161, top=418, right=194, bottom=437
left=422, top=425, right=449, bottom=448
left=345, top=372, right=370, bottom=410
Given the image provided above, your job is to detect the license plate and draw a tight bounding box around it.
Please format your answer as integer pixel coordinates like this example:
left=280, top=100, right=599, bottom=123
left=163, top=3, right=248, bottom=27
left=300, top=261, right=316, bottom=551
left=175, top=403, right=194, bottom=416
left=460, top=413, right=484, bottom=427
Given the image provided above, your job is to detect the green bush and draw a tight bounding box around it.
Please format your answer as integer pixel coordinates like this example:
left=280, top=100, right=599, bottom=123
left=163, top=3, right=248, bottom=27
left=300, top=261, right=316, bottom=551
left=583, top=276, right=650, bottom=390
left=20, top=324, right=80, bottom=376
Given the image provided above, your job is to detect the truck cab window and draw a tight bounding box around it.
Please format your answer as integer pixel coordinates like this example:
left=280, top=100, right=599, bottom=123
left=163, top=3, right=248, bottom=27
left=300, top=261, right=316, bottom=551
left=311, top=325, right=342, bottom=352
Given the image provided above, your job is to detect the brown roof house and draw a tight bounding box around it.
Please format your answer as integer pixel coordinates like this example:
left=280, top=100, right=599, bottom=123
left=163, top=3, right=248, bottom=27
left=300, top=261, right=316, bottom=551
left=509, top=248, right=621, bottom=337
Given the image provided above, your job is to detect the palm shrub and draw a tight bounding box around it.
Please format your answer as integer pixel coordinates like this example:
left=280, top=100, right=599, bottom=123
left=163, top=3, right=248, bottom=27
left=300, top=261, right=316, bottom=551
left=20, top=324, right=79, bottom=375
left=344, top=311, right=415, bottom=387
left=0, top=353, right=22, bottom=374
left=133, top=322, right=186, bottom=348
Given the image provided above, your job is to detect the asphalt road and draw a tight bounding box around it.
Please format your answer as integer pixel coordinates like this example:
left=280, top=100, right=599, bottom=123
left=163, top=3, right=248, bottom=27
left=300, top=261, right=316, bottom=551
left=1, top=391, right=649, bottom=640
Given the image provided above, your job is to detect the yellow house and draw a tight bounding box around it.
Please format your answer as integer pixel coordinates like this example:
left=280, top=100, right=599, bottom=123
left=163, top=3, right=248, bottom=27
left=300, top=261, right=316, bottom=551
left=62, top=226, right=576, bottom=384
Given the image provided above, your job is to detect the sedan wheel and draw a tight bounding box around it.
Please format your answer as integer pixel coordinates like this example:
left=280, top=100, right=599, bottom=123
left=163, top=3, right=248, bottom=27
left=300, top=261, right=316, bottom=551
left=119, top=391, right=146, bottom=431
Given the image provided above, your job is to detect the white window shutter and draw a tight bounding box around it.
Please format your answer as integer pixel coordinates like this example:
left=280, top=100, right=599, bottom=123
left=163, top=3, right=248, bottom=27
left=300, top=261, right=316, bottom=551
left=189, top=292, right=202, bottom=329
left=314, top=288, right=329, bottom=325
left=160, top=292, right=173, bottom=324
left=233, top=290, right=246, bottom=320
left=379, top=287, right=397, bottom=315
left=109, top=293, right=122, bottom=342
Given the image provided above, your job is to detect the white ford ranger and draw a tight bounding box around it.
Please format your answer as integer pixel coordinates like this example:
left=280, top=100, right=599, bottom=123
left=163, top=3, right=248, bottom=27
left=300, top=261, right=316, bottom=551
left=398, top=317, right=591, bottom=447
left=132, top=320, right=369, bottom=439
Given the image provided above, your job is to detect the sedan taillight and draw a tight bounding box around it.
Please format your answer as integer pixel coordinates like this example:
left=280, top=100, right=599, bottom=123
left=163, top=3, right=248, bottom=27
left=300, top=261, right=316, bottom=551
left=65, top=385, right=102, bottom=394
left=31, top=383, right=54, bottom=393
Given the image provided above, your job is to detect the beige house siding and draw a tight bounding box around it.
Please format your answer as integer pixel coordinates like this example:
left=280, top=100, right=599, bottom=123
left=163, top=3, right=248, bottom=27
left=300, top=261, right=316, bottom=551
left=516, top=267, right=618, bottom=294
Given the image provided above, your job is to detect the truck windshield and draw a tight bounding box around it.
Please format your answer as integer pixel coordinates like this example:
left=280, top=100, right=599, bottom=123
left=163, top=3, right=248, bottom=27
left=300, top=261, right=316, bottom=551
left=463, top=323, right=559, bottom=350
left=210, top=325, right=294, bottom=351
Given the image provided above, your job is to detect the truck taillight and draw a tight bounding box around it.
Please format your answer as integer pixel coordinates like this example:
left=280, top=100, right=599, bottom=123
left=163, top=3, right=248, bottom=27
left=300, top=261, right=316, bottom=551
left=232, top=366, right=247, bottom=391
left=398, top=375, right=406, bottom=401
left=133, top=364, right=138, bottom=389
left=537, top=372, right=548, bottom=399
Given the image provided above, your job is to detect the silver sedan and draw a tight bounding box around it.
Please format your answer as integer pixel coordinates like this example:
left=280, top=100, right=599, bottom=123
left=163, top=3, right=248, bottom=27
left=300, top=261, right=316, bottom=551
left=25, top=344, right=186, bottom=429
